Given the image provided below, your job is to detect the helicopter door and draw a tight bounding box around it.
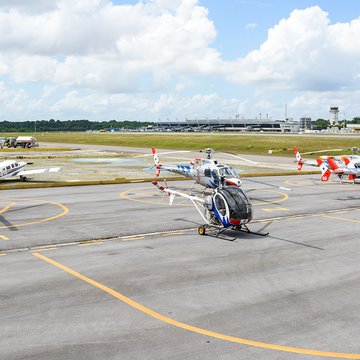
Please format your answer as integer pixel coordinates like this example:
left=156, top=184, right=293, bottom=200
left=204, top=168, right=211, bottom=177
left=211, top=169, right=220, bottom=186
left=214, top=193, right=228, bottom=217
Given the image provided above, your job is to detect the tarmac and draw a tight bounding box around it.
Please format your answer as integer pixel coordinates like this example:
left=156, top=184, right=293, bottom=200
left=1, top=172, right=360, bottom=359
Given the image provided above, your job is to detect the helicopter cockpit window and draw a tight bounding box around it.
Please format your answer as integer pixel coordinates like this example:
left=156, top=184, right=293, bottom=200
left=219, top=187, right=252, bottom=220
left=212, top=169, right=220, bottom=179
left=214, top=194, right=226, bottom=216
left=204, top=168, right=211, bottom=177
left=217, top=166, right=234, bottom=177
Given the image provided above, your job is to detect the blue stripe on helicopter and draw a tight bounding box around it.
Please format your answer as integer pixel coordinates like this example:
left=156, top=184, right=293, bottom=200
left=213, top=205, right=230, bottom=227
left=209, top=180, right=218, bottom=188
left=177, top=165, right=191, bottom=173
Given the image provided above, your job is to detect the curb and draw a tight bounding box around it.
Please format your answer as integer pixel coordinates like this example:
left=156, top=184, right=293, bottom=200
left=0, top=171, right=320, bottom=190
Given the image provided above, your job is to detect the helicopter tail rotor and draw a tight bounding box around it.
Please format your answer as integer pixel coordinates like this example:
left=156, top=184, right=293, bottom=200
left=151, top=147, right=162, bottom=177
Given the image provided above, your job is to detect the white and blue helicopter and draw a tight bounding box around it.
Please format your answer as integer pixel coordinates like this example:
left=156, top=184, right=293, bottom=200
left=152, top=147, right=291, bottom=191
left=152, top=179, right=267, bottom=237
left=152, top=147, right=243, bottom=189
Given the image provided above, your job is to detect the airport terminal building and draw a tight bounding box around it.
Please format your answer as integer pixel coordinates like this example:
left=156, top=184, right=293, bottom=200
left=153, top=118, right=300, bottom=132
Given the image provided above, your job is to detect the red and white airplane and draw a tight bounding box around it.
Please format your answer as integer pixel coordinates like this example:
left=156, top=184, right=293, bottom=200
left=295, top=146, right=360, bottom=183
left=321, top=156, right=360, bottom=183
left=0, top=160, right=60, bottom=181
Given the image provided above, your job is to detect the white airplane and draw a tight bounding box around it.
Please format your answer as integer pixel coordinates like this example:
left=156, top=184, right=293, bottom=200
left=0, top=160, right=60, bottom=181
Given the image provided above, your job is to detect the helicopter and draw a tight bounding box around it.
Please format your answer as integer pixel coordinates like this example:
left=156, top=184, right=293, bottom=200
left=152, top=180, right=268, bottom=237
left=152, top=147, right=242, bottom=189
left=152, top=147, right=291, bottom=191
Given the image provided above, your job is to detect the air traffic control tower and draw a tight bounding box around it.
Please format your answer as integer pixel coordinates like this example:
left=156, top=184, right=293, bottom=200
left=329, top=106, right=339, bottom=125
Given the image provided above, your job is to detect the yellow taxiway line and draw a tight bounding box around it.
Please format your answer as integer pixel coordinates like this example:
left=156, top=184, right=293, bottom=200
left=33, top=252, right=360, bottom=359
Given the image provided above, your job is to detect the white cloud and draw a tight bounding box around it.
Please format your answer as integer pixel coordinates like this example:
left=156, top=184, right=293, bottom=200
left=10, top=55, right=57, bottom=83
left=0, top=0, right=220, bottom=94
left=246, top=22, right=257, bottom=29
left=0, top=2, right=360, bottom=121
left=226, top=6, right=360, bottom=92
left=0, top=0, right=57, bottom=14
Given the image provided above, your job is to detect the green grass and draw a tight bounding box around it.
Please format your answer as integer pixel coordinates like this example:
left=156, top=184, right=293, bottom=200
left=2, top=132, right=360, bottom=156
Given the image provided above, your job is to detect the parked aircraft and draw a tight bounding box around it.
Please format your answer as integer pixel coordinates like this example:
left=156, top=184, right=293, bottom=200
left=152, top=180, right=268, bottom=236
left=295, top=147, right=359, bottom=183
left=152, top=147, right=291, bottom=191
left=152, top=147, right=242, bottom=189
left=0, top=160, right=60, bottom=181
left=325, top=156, right=360, bottom=183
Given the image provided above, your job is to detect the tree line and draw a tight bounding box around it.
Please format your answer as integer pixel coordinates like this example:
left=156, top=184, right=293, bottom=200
left=312, top=117, right=360, bottom=130
left=0, top=119, right=154, bottom=132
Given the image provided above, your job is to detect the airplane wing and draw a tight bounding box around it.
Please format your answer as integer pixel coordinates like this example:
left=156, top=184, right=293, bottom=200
left=17, top=167, right=61, bottom=176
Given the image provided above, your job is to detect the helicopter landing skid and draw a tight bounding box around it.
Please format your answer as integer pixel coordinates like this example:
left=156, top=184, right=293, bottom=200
left=237, top=224, right=269, bottom=237
left=197, top=224, right=269, bottom=237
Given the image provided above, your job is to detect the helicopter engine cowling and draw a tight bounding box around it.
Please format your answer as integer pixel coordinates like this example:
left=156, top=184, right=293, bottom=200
left=203, top=195, right=213, bottom=211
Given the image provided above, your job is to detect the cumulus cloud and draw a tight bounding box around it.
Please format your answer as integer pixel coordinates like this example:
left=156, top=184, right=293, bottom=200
left=0, top=0, right=220, bottom=94
left=0, top=0, right=57, bottom=14
left=226, top=6, right=360, bottom=92
left=1, top=2, right=360, bottom=121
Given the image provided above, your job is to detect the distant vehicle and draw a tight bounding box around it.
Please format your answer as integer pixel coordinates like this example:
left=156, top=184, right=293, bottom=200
left=4, top=137, right=17, bottom=148
left=15, top=136, right=39, bottom=148
left=0, top=137, right=5, bottom=148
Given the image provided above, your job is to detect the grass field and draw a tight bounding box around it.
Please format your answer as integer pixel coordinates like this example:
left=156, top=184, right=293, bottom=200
left=2, top=132, right=360, bottom=156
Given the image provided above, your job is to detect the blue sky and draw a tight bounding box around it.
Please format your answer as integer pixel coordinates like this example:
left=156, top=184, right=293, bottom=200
left=0, top=0, right=360, bottom=122
left=200, top=0, right=360, bottom=58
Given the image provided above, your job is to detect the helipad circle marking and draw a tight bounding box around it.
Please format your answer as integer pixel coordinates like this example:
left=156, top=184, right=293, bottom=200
left=0, top=198, right=68, bottom=229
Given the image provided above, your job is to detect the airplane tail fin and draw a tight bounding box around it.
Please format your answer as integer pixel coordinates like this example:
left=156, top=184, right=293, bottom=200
left=327, top=156, right=339, bottom=171
left=151, top=147, right=161, bottom=177
left=293, top=146, right=303, bottom=171
left=316, top=158, right=331, bottom=182
left=342, top=157, right=351, bottom=166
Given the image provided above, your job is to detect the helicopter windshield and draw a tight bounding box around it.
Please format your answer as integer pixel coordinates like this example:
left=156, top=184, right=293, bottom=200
left=217, top=166, right=236, bottom=177
left=218, top=187, right=252, bottom=220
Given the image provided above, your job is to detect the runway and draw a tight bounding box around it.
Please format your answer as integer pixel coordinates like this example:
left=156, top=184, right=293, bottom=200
left=1, top=176, right=360, bottom=359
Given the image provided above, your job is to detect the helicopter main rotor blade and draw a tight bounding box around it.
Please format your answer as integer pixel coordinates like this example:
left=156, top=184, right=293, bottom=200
left=243, top=177, right=292, bottom=191
left=137, top=150, right=191, bottom=158
left=226, top=153, right=258, bottom=165
left=300, top=148, right=347, bottom=155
